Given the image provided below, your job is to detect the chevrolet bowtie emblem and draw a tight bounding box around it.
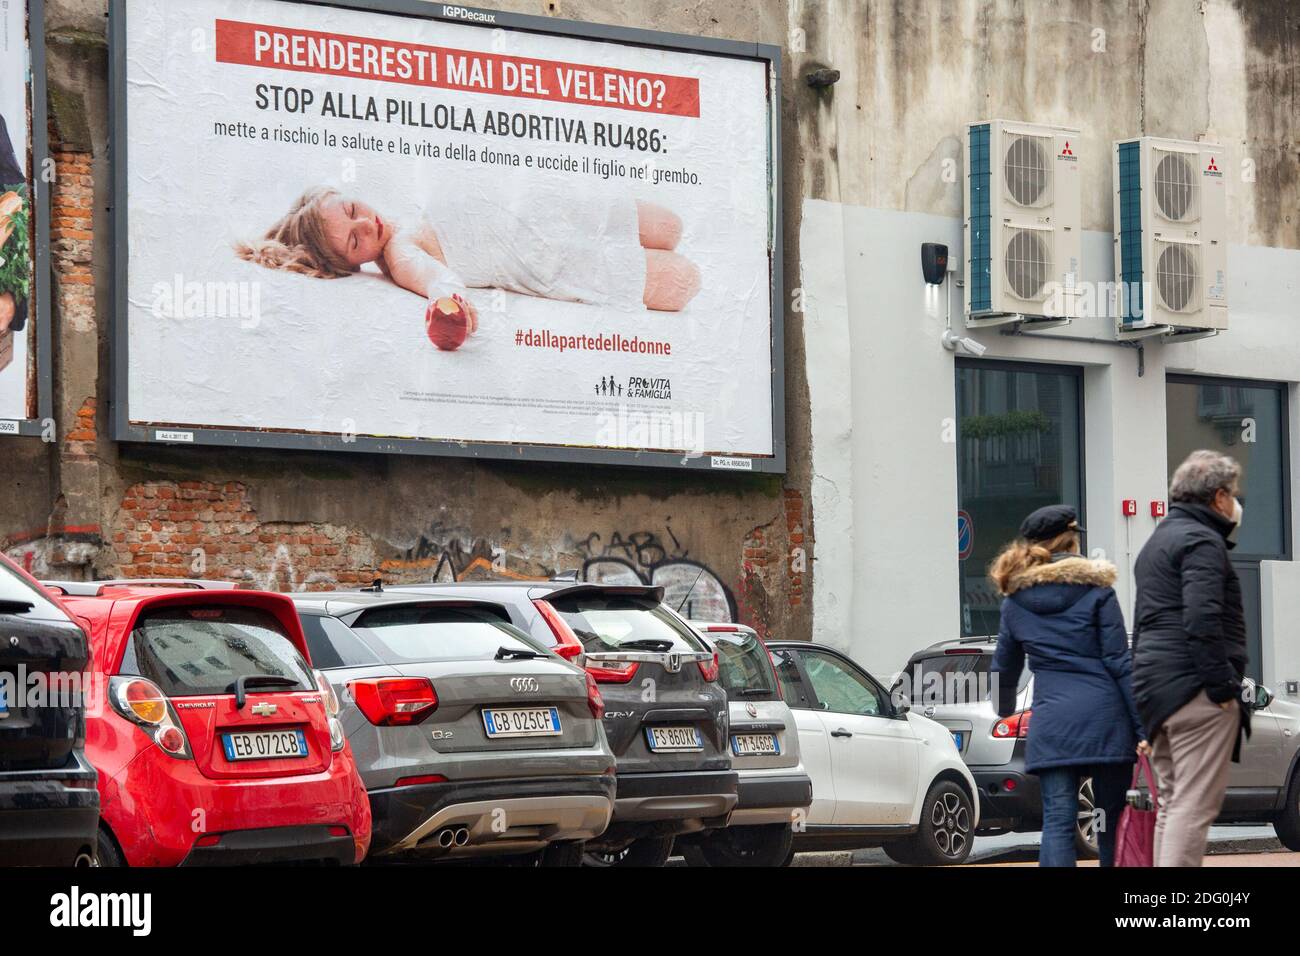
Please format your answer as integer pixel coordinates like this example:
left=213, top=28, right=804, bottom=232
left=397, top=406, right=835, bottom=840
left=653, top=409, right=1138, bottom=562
left=251, top=702, right=278, bottom=717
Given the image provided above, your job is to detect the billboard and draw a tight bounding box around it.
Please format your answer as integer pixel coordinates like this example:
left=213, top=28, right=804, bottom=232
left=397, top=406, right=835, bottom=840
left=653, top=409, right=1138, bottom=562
left=0, top=0, right=50, bottom=437
left=111, top=0, right=784, bottom=472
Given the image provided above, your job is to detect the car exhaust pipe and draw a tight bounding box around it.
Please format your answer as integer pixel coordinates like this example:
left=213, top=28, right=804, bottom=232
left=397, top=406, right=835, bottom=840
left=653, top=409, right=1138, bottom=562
left=453, top=826, right=469, bottom=847
left=74, top=852, right=95, bottom=867
left=437, top=828, right=456, bottom=849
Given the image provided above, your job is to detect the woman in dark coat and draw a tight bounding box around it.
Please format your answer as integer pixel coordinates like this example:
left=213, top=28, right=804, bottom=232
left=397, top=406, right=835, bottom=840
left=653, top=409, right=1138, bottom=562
left=991, top=505, right=1148, bottom=867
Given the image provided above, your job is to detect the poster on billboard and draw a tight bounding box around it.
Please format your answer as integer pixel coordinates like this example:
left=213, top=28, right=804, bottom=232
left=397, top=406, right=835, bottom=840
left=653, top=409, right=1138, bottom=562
left=0, top=0, right=50, bottom=437
left=111, top=0, right=784, bottom=471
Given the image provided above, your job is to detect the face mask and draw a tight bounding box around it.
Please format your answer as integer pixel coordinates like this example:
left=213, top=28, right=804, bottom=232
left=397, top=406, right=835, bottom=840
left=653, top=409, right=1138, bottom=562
left=1231, top=497, right=1244, bottom=527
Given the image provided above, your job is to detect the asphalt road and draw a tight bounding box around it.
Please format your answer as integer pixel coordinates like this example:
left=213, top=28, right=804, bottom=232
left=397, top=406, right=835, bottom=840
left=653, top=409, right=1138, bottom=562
left=780, top=824, right=1292, bottom=866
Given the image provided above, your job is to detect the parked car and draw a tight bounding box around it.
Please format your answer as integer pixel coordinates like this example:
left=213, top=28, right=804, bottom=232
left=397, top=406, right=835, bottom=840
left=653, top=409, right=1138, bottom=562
left=766, top=640, right=980, bottom=865
left=0, top=556, right=98, bottom=866
left=678, top=622, right=812, bottom=866
left=392, top=581, right=737, bottom=867
left=289, top=590, right=616, bottom=865
left=47, top=579, right=371, bottom=866
left=898, top=636, right=1300, bottom=855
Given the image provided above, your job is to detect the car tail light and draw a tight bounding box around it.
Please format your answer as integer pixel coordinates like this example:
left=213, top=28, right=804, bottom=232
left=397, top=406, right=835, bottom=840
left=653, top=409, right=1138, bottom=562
left=194, top=834, right=221, bottom=848
left=585, top=660, right=639, bottom=684
left=532, top=599, right=585, bottom=661
left=315, top=669, right=341, bottom=717
left=585, top=673, right=604, bottom=720
left=992, top=710, right=1032, bottom=739
left=349, top=677, right=438, bottom=726
left=328, top=826, right=351, bottom=838
left=108, top=676, right=193, bottom=760
left=395, top=774, right=448, bottom=788
left=316, top=670, right=347, bottom=752
left=697, top=651, right=720, bottom=683
left=157, top=726, right=187, bottom=755
left=123, top=680, right=167, bottom=724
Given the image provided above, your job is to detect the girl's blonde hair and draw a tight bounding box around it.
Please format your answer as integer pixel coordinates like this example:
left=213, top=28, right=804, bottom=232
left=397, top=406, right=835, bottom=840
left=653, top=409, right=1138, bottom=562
left=235, top=186, right=355, bottom=279
left=989, top=530, right=1081, bottom=596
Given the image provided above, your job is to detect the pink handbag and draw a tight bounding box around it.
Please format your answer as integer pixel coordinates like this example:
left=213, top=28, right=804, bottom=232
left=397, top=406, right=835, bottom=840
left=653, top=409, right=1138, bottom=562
left=1114, top=753, right=1159, bottom=867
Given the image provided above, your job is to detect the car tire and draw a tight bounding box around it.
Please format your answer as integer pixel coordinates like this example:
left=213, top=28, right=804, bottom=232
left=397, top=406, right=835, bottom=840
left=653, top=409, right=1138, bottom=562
left=95, top=827, right=126, bottom=868
left=538, top=840, right=586, bottom=867
left=1075, top=777, right=1101, bottom=860
left=1274, top=767, right=1300, bottom=852
left=886, top=780, right=974, bottom=866
left=697, top=824, right=794, bottom=868
left=583, top=836, right=675, bottom=868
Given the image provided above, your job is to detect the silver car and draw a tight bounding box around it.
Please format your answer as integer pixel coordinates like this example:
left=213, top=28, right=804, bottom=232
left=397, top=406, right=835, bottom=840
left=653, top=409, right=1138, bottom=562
left=291, top=591, right=617, bottom=865
left=679, top=622, right=812, bottom=866
left=898, top=637, right=1300, bottom=856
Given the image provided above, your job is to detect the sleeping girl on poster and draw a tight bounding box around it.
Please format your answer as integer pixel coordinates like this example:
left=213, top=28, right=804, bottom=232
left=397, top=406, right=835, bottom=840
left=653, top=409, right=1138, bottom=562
left=237, top=183, right=702, bottom=340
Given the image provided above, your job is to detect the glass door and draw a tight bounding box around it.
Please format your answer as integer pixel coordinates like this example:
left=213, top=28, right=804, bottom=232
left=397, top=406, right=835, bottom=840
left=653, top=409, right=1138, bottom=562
left=1166, top=376, right=1291, bottom=682
left=955, top=360, right=1085, bottom=638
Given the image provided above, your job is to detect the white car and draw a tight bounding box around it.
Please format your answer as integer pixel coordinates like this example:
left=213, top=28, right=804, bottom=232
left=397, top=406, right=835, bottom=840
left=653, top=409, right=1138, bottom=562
left=766, top=641, right=980, bottom=865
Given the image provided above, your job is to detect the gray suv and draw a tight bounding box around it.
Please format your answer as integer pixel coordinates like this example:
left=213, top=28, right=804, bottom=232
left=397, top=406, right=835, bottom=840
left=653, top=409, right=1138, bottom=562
left=392, top=582, right=738, bottom=867
left=291, top=591, right=617, bottom=865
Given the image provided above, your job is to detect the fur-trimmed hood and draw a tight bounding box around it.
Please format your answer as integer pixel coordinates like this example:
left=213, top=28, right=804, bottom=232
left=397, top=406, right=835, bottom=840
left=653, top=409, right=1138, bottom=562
left=1001, top=556, right=1118, bottom=597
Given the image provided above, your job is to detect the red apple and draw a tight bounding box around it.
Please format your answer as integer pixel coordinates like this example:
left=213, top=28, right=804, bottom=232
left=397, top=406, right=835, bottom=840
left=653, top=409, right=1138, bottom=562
left=425, top=296, right=469, bottom=352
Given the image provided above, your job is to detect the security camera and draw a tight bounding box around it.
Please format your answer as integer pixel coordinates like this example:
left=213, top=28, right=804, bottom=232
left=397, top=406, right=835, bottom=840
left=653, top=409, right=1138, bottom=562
left=941, top=330, right=988, bottom=357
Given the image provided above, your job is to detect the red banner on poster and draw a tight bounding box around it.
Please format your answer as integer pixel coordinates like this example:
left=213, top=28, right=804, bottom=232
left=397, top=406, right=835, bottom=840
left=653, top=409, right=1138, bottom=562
left=214, top=19, right=702, bottom=117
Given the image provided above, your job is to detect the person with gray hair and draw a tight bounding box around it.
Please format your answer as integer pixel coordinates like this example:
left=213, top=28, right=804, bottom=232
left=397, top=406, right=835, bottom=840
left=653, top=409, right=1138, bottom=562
left=1132, top=449, right=1250, bottom=867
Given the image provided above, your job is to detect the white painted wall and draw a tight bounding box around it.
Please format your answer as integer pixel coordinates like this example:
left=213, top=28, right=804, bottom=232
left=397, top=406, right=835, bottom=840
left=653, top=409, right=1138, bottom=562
left=803, top=198, right=1300, bottom=693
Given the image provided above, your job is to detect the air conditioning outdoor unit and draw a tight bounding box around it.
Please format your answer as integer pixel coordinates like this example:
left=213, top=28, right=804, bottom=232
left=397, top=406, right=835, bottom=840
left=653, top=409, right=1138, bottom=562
left=1113, top=137, right=1228, bottom=341
left=964, top=120, right=1083, bottom=329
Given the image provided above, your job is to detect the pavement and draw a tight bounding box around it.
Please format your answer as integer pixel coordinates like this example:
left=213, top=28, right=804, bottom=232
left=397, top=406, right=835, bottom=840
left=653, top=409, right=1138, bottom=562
left=780, top=825, right=1296, bottom=867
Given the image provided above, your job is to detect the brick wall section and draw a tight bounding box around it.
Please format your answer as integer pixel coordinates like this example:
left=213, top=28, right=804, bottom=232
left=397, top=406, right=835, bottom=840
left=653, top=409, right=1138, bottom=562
left=65, top=396, right=96, bottom=456
left=49, top=146, right=95, bottom=330
left=784, top=489, right=805, bottom=608
left=110, top=481, right=378, bottom=590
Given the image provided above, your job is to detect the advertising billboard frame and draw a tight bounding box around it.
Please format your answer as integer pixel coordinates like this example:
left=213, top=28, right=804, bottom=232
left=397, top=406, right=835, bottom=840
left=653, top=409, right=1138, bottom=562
left=108, top=0, right=786, bottom=474
left=2, top=0, right=54, bottom=440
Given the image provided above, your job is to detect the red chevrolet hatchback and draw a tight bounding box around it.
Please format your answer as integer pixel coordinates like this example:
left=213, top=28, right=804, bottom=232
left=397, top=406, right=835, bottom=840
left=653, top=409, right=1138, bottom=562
left=48, top=579, right=371, bottom=866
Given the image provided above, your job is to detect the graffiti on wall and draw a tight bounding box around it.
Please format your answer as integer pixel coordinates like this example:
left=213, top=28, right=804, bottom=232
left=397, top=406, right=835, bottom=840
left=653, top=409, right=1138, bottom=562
left=2, top=526, right=102, bottom=578
left=381, top=523, right=738, bottom=624
left=577, top=528, right=736, bottom=624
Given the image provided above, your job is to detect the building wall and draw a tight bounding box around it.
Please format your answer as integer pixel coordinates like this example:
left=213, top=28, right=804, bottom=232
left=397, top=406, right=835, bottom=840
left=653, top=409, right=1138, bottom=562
left=794, top=0, right=1300, bottom=687
left=3, top=0, right=1297, bottom=680
left=0, top=0, right=813, bottom=643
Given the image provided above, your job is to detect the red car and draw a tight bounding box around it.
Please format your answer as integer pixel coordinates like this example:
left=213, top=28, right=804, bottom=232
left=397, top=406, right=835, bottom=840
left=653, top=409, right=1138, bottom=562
left=48, top=579, right=371, bottom=866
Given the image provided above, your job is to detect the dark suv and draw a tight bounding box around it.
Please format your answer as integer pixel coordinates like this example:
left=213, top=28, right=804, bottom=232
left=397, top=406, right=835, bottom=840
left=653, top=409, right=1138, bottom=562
left=0, top=555, right=99, bottom=865
left=393, top=582, right=737, bottom=866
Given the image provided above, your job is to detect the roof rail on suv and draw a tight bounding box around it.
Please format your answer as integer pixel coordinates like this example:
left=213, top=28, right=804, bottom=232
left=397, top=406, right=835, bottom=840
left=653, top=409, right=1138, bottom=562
left=41, top=579, right=240, bottom=597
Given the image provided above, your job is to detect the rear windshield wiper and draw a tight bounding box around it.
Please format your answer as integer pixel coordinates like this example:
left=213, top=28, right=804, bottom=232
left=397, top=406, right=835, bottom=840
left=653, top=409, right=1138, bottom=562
left=618, top=639, right=675, bottom=652
left=495, top=646, right=547, bottom=661
left=232, top=674, right=300, bottom=708
left=0, top=600, right=34, bottom=615
left=735, top=688, right=775, bottom=697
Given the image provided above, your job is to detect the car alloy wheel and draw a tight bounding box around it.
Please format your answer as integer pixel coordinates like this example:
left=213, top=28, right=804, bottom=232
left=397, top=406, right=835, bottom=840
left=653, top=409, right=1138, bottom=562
left=1076, top=777, right=1101, bottom=857
left=930, top=790, right=971, bottom=859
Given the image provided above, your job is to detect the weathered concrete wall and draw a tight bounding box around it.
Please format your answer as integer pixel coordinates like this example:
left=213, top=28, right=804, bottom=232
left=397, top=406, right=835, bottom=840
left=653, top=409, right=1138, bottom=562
left=790, top=0, right=1299, bottom=248
left=1, top=0, right=813, bottom=642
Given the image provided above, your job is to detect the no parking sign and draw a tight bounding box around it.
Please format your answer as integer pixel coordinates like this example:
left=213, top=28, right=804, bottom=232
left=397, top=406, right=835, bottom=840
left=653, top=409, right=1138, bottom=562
left=958, top=510, right=975, bottom=561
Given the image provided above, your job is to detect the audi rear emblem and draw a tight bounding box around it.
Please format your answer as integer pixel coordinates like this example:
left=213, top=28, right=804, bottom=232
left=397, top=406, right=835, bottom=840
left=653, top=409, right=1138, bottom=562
left=510, top=677, right=540, bottom=693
